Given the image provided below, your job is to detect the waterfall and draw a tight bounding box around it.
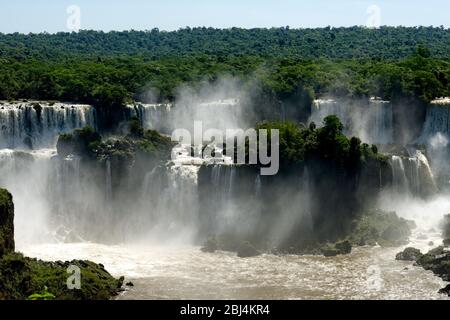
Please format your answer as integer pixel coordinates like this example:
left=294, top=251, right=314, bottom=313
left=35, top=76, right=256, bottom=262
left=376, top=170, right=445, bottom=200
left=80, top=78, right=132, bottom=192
left=127, top=99, right=245, bottom=135
left=311, top=99, right=351, bottom=129
left=391, top=156, right=409, bottom=194
left=310, top=98, right=393, bottom=145
left=126, top=103, right=172, bottom=133
left=105, top=159, right=113, bottom=202
left=255, top=174, right=262, bottom=197
left=390, top=151, right=437, bottom=197
left=417, top=98, right=450, bottom=187
left=420, top=98, right=450, bottom=142
left=0, top=102, right=96, bottom=149
left=368, top=98, right=394, bottom=145
left=0, top=149, right=56, bottom=243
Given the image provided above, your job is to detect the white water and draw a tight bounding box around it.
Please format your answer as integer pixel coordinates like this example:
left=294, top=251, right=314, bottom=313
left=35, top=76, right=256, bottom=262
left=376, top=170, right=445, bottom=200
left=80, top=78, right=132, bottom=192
left=18, top=226, right=448, bottom=300
left=128, top=99, right=247, bottom=135
left=0, top=101, right=96, bottom=149
left=389, top=150, right=437, bottom=196
left=418, top=98, right=450, bottom=184
left=310, top=98, right=394, bottom=145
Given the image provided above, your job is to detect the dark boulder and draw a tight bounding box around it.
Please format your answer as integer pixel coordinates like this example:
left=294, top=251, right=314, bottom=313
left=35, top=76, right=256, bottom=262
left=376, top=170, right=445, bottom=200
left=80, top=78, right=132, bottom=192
left=237, top=241, right=261, bottom=258
left=438, top=284, right=450, bottom=296
left=395, top=247, right=423, bottom=261
left=321, top=240, right=352, bottom=257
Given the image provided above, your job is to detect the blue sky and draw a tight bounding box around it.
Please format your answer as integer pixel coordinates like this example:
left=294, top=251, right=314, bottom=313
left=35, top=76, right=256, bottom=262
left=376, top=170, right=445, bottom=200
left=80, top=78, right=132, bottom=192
left=0, top=0, right=448, bottom=33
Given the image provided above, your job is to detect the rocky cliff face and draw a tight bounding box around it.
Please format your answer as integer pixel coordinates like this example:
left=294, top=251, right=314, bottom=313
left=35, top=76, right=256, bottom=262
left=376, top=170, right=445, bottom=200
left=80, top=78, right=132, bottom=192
left=0, top=189, right=14, bottom=257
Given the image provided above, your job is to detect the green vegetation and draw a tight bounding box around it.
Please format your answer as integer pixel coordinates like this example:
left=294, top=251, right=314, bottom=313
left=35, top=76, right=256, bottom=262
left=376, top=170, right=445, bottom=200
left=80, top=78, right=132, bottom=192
left=256, top=115, right=387, bottom=170
left=1, top=27, right=449, bottom=59
left=57, top=121, right=174, bottom=165
left=56, top=125, right=102, bottom=157
left=0, top=28, right=448, bottom=107
left=0, top=189, right=14, bottom=257
left=27, top=287, right=56, bottom=300
left=0, top=252, right=123, bottom=300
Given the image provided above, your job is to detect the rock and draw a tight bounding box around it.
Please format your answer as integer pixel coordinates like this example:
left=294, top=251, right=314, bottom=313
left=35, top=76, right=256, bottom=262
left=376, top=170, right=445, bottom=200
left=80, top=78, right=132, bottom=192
left=237, top=241, right=261, bottom=258
left=429, top=241, right=434, bottom=246
left=321, top=246, right=339, bottom=257
left=118, top=276, right=125, bottom=288
left=126, top=282, right=134, bottom=287
left=201, top=237, right=218, bottom=253
left=350, top=209, right=412, bottom=247
left=438, top=284, right=450, bottom=296
left=395, top=247, right=423, bottom=261
left=321, top=240, right=352, bottom=257
left=443, top=238, right=450, bottom=247
left=416, top=246, right=450, bottom=281
left=335, top=240, right=352, bottom=254
left=0, top=189, right=14, bottom=257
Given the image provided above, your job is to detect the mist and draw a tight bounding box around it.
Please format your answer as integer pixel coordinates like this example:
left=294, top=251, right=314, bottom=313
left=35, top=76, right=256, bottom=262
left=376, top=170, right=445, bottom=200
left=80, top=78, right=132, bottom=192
left=0, top=85, right=449, bottom=255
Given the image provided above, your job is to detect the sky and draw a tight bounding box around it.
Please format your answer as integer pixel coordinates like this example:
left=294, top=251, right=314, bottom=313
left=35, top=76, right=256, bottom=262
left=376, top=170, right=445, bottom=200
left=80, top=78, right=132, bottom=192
left=0, top=0, right=448, bottom=34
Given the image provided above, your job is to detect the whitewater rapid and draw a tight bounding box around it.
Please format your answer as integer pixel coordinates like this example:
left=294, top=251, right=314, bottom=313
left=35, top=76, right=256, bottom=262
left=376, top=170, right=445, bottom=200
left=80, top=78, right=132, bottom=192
left=18, top=239, right=446, bottom=300
left=18, top=205, right=450, bottom=300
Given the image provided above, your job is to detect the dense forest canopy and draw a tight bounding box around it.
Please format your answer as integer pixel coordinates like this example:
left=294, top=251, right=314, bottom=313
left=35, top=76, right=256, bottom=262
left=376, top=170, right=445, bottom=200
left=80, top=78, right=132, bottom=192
left=0, top=27, right=449, bottom=106
left=1, top=26, right=449, bottom=60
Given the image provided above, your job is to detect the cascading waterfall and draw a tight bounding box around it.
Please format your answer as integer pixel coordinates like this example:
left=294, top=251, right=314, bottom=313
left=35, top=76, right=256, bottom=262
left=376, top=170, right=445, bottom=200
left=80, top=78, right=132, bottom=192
left=418, top=98, right=450, bottom=185
left=0, top=148, right=55, bottom=243
left=0, top=97, right=445, bottom=250
left=389, top=150, right=437, bottom=197
left=0, top=101, right=96, bottom=149
left=126, top=103, right=172, bottom=133
left=126, top=99, right=245, bottom=135
left=420, top=98, right=450, bottom=142
left=391, top=156, right=409, bottom=194
left=310, top=98, right=394, bottom=145
left=368, top=98, right=394, bottom=145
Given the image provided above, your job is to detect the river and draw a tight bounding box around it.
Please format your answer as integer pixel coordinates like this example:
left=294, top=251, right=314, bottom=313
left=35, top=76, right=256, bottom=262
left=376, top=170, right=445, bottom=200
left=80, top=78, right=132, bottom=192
left=18, top=227, right=448, bottom=300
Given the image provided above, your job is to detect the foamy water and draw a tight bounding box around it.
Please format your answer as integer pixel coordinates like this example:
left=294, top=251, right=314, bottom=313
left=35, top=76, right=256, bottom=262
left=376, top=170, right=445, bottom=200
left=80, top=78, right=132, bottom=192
left=18, top=226, right=448, bottom=300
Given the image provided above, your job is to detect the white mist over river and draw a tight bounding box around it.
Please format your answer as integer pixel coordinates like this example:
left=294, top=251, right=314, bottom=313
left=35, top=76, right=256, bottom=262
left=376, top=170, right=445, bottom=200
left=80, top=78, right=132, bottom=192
left=17, top=194, right=450, bottom=300
left=18, top=228, right=448, bottom=300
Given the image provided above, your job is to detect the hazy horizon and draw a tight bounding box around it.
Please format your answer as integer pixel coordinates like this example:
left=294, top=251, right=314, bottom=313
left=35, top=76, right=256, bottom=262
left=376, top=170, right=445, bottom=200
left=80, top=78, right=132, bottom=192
left=0, top=0, right=449, bottom=34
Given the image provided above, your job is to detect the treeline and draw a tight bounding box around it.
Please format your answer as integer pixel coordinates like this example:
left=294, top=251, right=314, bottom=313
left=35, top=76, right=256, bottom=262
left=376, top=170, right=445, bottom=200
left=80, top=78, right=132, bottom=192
left=1, top=27, right=449, bottom=60
left=0, top=50, right=448, bottom=106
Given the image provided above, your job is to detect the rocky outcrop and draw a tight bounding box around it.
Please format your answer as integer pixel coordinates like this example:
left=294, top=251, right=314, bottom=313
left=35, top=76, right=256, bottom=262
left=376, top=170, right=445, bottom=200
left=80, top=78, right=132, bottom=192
left=321, top=240, right=352, bottom=257
left=237, top=241, right=261, bottom=258
left=350, top=209, right=413, bottom=247
left=395, top=247, right=423, bottom=261
left=0, top=189, right=14, bottom=257
left=415, top=246, right=450, bottom=281
left=410, top=246, right=450, bottom=295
